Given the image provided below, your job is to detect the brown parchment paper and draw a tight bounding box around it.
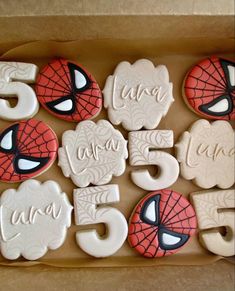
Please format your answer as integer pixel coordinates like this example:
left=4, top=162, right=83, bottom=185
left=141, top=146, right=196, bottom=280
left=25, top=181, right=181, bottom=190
left=0, top=39, right=234, bottom=268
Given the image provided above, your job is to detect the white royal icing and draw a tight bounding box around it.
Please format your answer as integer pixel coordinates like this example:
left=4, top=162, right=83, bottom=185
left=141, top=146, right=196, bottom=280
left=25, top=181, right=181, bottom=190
left=228, top=64, right=235, bottom=86
left=144, top=200, right=156, bottom=223
left=207, top=98, right=229, bottom=113
left=75, top=69, right=87, bottom=89
left=162, top=232, right=181, bottom=246
left=54, top=99, right=73, bottom=112
left=17, top=159, right=40, bottom=171
left=0, top=130, right=13, bottom=150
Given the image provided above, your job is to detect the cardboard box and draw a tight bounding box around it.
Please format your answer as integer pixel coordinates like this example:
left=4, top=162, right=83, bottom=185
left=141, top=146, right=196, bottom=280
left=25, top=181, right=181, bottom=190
left=0, top=0, right=234, bottom=289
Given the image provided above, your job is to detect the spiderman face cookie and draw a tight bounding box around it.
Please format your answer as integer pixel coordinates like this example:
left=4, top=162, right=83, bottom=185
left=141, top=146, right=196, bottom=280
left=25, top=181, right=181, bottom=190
left=128, top=190, right=197, bottom=258
left=35, top=59, right=102, bottom=122
left=184, top=56, right=235, bottom=120
left=0, top=119, right=58, bottom=182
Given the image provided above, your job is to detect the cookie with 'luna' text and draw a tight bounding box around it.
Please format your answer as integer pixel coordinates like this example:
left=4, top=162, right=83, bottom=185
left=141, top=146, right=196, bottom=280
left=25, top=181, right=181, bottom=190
left=0, top=179, right=72, bottom=260
left=103, top=59, right=174, bottom=131
left=58, top=119, right=128, bottom=187
left=175, top=119, right=235, bottom=189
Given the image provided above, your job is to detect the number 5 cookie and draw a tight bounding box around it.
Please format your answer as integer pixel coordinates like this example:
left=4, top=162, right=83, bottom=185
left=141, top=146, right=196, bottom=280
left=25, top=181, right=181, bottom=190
left=191, top=189, right=235, bottom=257
left=103, top=59, right=174, bottom=131
left=128, top=130, right=179, bottom=191
left=58, top=120, right=128, bottom=187
left=74, top=184, right=128, bottom=257
left=175, top=119, right=235, bottom=189
left=0, top=61, right=39, bottom=121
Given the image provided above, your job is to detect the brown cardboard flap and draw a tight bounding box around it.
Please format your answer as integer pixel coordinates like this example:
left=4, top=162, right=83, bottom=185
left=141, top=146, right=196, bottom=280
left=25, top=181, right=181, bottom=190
left=0, top=15, right=234, bottom=44
left=0, top=0, right=234, bottom=16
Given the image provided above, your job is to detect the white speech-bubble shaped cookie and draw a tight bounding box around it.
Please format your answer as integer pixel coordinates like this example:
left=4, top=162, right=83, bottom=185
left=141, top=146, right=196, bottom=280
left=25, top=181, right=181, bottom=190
left=103, top=59, right=174, bottom=131
left=58, top=119, right=128, bottom=187
left=0, top=179, right=72, bottom=260
left=175, top=119, right=235, bottom=189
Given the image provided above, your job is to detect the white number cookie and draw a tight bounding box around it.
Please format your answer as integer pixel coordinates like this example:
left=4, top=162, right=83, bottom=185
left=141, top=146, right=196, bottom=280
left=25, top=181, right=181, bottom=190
left=0, top=62, right=39, bottom=120
left=74, top=185, right=128, bottom=257
left=129, top=130, right=179, bottom=190
left=191, top=189, right=235, bottom=257
left=58, top=119, right=128, bottom=187
left=103, top=59, right=174, bottom=131
left=0, top=179, right=73, bottom=260
left=175, top=119, right=235, bottom=189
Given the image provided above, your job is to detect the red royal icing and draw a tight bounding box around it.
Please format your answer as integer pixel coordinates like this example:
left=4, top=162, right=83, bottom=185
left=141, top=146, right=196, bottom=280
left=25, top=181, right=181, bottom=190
left=184, top=56, right=235, bottom=120
left=0, top=119, right=58, bottom=182
left=35, top=59, right=102, bottom=122
left=128, top=190, right=197, bottom=258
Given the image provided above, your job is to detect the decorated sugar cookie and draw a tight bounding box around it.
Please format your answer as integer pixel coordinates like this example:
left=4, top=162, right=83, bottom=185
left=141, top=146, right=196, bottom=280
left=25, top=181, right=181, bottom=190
left=128, top=190, right=197, bottom=258
left=0, top=179, right=72, bottom=260
left=128, top=130, right=179, bottom=191
left=0, top=61, right=39, bottom=120
left=103, top=59, right=174, bottom=131
left=175, top=119, right=235, bottom=189
left=183, top=56, right=235, bottom=120
left=58, top=119, right=128, bottom=187
left=74, top=184, right=128, bottom=257
left=191, top=189, right=235, bottom=257
left=35, top=58, right=102, bottom=122
left=0, top=119, right=58, bottom=182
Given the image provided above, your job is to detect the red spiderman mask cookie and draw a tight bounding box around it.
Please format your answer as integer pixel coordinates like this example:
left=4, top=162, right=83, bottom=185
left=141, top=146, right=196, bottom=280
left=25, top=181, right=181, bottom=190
left=0, top=119, right=58, bottom=182
left=184, top=56, right=235, bottom=120
left=35, top=59, right=102, bottom=122
left=128, top=190, right=197, bottom=258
